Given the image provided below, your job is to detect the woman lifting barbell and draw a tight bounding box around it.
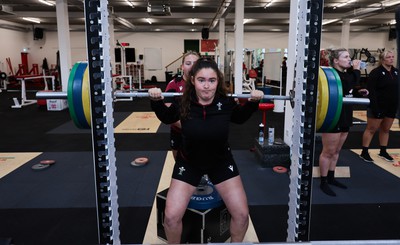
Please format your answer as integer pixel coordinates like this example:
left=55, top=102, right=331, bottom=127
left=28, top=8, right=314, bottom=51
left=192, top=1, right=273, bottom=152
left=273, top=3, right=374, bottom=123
left=148, top=58, right=264, bottom=243
left=318, top=48, right=369, bottom=197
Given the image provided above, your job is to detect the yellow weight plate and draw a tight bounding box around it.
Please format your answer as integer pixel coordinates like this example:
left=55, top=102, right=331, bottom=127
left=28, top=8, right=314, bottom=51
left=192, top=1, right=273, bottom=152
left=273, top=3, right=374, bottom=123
left=316, top=67, right=329, bottom=131
left=82, top=66, right=91, bottom=127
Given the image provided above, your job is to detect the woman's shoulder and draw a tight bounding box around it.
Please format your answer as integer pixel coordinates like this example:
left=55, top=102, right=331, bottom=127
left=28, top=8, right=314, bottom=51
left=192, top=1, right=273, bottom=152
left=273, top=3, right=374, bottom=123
left=370, top=65, right=384, bottom=73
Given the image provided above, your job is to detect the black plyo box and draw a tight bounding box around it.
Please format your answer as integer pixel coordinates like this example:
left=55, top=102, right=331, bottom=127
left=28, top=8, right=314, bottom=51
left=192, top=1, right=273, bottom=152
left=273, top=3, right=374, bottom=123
left=156, top=188, right=231, bottom=243
left=254, top=138, right=291, bottom=168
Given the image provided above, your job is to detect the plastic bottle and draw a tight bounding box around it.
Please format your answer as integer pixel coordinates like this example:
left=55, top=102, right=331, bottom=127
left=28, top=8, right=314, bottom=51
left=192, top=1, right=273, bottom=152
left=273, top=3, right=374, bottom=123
left=268, top=127, right=275, bottom=145
left=350, top=61, right=367, bottom=69
left=258, top=123, right=264, bottom=145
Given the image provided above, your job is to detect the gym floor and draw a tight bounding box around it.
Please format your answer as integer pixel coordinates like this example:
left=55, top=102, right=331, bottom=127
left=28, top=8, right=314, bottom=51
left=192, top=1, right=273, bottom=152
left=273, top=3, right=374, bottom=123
left=0, top=86, right=400, bottom=244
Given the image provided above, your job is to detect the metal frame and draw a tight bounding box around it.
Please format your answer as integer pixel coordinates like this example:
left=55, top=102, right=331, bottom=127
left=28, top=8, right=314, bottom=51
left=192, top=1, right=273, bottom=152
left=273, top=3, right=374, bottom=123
left=11, top=75, right=55, bottom=109
left=84, top=0, right=120, bottom=243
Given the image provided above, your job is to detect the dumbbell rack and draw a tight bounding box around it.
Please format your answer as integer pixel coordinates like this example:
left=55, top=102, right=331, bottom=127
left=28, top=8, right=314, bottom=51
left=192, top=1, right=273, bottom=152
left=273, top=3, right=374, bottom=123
left=84, top=0, right=120, bottom=244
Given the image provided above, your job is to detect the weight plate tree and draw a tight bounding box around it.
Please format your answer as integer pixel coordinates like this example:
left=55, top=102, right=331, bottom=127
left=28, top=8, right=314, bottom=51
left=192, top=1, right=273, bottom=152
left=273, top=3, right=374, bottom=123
left=83, top=0, right=120, bottom=244
left=287, top=0, right=323, bottom=241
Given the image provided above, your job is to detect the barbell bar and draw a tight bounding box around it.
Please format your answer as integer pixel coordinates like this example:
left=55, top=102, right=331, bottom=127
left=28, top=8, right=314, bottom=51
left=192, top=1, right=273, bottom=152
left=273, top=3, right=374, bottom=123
left=36, top=91, right=292, bottom=100
left=36, top=91, right=368, bottom=104
left=35, top=62, right=370, bottom=130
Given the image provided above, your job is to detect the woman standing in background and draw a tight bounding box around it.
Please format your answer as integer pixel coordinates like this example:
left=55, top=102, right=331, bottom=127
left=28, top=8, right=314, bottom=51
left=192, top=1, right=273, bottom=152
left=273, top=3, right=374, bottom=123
left=318, top=48, right=369, bottom=196
left=360, top=50, right=399, bottom=163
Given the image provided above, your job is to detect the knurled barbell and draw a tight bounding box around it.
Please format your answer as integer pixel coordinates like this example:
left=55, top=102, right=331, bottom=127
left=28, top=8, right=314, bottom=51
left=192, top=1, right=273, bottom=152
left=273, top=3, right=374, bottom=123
left=36, top=62, right=369, bottom=131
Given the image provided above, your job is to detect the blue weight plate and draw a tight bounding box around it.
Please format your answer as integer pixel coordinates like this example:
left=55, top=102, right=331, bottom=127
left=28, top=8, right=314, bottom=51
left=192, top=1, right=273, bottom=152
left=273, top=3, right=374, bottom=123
left=320, top=67, right=339, bottom=132
left=72, top=62, right=90, bottom=129
left=187, top=184, right=224, bottom=210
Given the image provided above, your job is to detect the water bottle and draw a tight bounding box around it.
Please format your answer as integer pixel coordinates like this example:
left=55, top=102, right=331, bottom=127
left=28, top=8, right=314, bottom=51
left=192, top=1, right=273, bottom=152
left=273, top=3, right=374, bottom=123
left=268, top=127, right=275, bottom=145
left=258, top=123, right=264, bottom=145
left=350, top=61, right=367, bottom=69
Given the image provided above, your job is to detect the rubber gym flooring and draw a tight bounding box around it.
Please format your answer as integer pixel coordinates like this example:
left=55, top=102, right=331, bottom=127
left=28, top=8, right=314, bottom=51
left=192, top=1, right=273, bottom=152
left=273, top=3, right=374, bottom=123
left=0, top=87, right=400, bottom=244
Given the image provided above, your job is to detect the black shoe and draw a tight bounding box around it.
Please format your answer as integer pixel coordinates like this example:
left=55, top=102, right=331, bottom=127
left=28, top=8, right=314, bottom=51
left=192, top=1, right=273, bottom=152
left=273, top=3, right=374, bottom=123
left=359, top=152, right=374, bottom=162
left=328, top=179, right=347, bottom=189
left=320, top=183, right=336, bottom=196
left=378, top=152, right=394, bottom=162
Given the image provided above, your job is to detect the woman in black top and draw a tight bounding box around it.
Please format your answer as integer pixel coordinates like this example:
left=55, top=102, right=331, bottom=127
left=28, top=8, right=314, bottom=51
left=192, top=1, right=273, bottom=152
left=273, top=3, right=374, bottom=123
left=318, top=48, right=369, bottom=196
left=360, top=50, right=399, bottom=163
left=149, top=58, right=264, bottom=243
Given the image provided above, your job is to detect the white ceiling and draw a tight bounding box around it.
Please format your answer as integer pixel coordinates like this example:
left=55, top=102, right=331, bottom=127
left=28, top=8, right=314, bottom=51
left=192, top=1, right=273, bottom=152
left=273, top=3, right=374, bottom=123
left=0, top=0, right=399, bottom=33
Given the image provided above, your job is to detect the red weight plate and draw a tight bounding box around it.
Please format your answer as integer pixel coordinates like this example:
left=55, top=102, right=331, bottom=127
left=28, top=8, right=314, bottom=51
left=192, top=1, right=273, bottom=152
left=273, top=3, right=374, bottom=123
left=273, top=166, right=288, bottom=173
left=130, top=157, right=149, bottom=167
left=40, top=160, right=56, bottom=165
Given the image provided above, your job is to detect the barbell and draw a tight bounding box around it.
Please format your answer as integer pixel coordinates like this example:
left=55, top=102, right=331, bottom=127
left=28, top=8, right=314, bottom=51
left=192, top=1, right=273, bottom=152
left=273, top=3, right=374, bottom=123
left=36, top=62, right=369, bottom=131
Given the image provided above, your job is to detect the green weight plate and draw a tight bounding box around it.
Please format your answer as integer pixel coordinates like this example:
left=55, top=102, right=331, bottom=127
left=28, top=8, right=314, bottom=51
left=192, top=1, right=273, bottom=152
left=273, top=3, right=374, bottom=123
left=67, top=63, right=83, bottom=128
left=328, top=67, right=343, bottom=132
left=320, top=67, right=339, bottom=132
left=317, top=67, right=329, bottom=131
left=72, top=62, right=90, bottom=129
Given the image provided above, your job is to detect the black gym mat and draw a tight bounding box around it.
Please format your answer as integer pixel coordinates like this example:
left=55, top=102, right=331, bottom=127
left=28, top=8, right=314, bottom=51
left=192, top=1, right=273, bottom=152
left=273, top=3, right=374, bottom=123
left=46, top=112, right=170, bottom=134
left=46, top=112, right=131, bottom=134
left=0, top=206, right=151, bottom=244
left=249, top=203, right=400, bottom=243
left=1, top=150, right=399, bottom=209
left=311, top=149, right=400, bottom=204
left=236, top=149, right=400, bottom=206
left=0, top=151, right=167, bottom=208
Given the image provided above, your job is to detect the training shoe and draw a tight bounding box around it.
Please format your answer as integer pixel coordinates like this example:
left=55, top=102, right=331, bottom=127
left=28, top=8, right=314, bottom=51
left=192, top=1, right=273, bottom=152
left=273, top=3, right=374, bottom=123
left=378, top=152, right=394, bottom=162
left=359, top=152, right=374, bottom=162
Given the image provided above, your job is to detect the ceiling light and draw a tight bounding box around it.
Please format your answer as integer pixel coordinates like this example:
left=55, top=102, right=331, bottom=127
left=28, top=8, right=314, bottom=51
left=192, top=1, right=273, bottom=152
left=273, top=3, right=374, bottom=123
left=191, top=18, right=195, bottom=25
left=125, top=0, right=134, bottom=8
left=38, top=0, right=55, bottom=6
left=384, top=0, right=400, bottom=7
left=390, top=19, right=397, bottom=25
left=145, top=18, right=152, bottom=24
left=349, top=19, right=360, bottom=23
left=192, top=0, right=195, bottom=8
left=336, top=0, right=356, bottom=8
left=243, top=19, right=250, bottom=24
left=115, top=17, right=135, bottom=29
left=264, top=0, right=275, bottom=9
left=22, top=17, right=41, bottom=24
left=322, top=19, right=340, bottom=25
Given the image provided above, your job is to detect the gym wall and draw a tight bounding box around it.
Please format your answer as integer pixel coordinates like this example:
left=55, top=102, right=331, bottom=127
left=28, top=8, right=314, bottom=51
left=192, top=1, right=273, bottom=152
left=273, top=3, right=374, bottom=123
left=6, top=29, right=396, bottom=82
